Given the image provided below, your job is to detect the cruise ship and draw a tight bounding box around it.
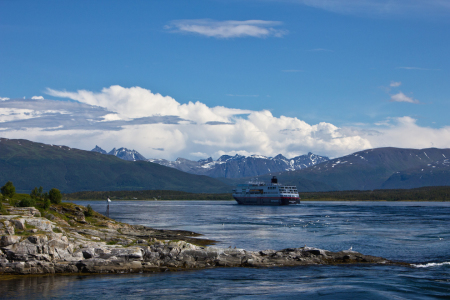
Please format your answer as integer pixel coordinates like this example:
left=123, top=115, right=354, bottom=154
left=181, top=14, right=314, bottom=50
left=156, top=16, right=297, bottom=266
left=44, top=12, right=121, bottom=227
left=232, top=176, right=300, bottom=205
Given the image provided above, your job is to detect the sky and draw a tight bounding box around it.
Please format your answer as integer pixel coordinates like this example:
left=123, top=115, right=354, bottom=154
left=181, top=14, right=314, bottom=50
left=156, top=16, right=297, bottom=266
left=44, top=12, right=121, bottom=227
left=1, top=0, right=449, bottom=160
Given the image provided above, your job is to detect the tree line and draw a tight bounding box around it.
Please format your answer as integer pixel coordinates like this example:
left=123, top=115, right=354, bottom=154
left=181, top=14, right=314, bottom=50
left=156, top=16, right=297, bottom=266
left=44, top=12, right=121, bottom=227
left=1, top=181, right=62, bottom=211
left=298, top=186, right=450, bottom=201
left=63, top=189, right=234, bottom=200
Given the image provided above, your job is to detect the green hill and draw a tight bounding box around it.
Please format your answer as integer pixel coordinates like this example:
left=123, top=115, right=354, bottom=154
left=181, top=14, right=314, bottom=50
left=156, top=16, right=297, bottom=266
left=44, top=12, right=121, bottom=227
left=0, top=138, right=231, bottom=193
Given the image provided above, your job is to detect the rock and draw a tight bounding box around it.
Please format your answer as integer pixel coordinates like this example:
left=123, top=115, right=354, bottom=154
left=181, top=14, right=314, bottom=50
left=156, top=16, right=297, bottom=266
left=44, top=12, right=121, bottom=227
left=12, top=219, right=26, bottom=230
left=0, top=235, right=21, bottom=247
left=0, top=202, right=401, bottom=276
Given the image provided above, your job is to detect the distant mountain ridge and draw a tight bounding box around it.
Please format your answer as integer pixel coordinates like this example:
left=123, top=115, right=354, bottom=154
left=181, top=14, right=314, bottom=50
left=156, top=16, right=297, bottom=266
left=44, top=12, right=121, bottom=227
left=92, top=146, right=146, bottom=161
left=263, top=147, right=450, bottom=192
left=0, top=138, right=231, bottom=193
left=148, top=152, right=329, bottom=178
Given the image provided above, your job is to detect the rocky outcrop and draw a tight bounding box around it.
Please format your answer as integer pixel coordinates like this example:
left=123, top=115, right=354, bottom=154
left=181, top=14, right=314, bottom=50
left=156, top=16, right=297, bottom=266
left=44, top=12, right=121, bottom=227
left=0, top=203, right=403, bottom=276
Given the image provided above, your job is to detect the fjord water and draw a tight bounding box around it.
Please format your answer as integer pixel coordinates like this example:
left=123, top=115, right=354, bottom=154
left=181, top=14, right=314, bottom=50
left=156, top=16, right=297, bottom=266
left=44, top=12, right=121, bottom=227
left=2, top=201, right=449, bottom=299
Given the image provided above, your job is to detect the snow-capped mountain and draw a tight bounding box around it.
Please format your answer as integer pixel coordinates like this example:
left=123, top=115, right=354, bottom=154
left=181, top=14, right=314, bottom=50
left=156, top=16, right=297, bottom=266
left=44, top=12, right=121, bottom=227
left=91, top=146, right=146, bottom=161
left=91, top=145, right=107, bottom=154
left=148, top=153, right=329, bottom=178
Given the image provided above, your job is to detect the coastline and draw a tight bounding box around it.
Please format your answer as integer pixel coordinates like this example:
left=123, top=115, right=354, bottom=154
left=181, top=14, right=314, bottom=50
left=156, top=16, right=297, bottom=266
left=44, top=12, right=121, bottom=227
left=65, top=199, right=449, bottom=202
left=1, top=202, right=407, bottom=277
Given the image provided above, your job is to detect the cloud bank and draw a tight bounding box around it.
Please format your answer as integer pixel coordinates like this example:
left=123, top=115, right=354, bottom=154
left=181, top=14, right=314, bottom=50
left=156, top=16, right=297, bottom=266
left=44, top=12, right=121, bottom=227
left=0, top=85, right=448, bottom=160
left=166, top=19, right=287, bottom=38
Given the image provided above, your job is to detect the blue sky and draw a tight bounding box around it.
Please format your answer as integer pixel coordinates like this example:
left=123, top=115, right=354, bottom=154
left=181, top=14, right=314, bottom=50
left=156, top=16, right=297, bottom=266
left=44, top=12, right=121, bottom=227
left=1, top=0, right=450, bottom=160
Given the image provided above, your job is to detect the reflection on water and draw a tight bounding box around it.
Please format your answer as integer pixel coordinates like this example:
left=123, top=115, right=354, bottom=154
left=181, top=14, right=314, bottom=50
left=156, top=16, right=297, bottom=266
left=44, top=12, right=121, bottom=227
left=0, top=275, right=78, bottom=299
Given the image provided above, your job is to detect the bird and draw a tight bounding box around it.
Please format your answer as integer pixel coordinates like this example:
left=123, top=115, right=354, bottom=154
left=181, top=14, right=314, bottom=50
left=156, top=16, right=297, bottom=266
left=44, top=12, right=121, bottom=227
left=348, top=246, right=353, bottom=251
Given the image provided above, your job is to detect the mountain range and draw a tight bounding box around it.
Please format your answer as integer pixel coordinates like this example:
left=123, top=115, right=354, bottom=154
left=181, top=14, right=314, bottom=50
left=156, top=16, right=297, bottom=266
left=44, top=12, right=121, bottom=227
left=92, top=145, right=329, bottom=179
left=0, top=138, right=231, bottom=193
left=2, top=138, right=449, bottom=194
left=263, top=147, right=450, bottom=192
left=148, top=153, right=329, bottom=178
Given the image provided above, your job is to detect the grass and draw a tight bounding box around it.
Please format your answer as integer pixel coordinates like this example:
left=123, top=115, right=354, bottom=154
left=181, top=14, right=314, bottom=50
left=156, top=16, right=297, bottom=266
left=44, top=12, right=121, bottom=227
left=24, top=222, right=36, bottom=230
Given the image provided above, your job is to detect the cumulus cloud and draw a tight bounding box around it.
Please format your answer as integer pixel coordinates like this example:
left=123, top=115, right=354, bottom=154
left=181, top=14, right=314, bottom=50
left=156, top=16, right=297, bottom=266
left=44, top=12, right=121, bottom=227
left=2, top=85, right=448, bottom=160
left=0, top=97, right=10, bottom=101
left=368, top=117, right=450, bottom=149
left=390, top=92, right=419, bottom=103
left=290, top=0, right=450, bottom=17
left=31, top=96, right=44, bottom=100
left=166, top=19, right=287, bottom=38
left=390, top=81, right=401, bottom=87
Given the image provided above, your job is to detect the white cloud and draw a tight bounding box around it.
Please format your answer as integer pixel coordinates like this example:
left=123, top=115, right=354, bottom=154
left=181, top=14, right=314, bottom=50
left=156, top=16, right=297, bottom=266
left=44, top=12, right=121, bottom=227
left=190, top=152, right=209, bottom=158
left=390, top=92, right=419, bottom=103
left=0, top=97, right=10, bottom=101
left=390, top=81, right=401, bottom=87
left=1, top=86, right=448, bottom=160
left=290, top=0, right=450, bottom=17
left=166, top=19, right=287, bottom=38
left=368, top=117, right=450, bottom=149
left=31, top=96, right=44, bottom=100
left=24, top=86, right=373, bottom=158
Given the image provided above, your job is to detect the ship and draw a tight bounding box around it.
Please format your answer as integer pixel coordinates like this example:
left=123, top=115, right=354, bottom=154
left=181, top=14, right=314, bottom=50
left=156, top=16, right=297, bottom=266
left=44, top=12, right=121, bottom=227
left=232, top=176, right=300, bottom=205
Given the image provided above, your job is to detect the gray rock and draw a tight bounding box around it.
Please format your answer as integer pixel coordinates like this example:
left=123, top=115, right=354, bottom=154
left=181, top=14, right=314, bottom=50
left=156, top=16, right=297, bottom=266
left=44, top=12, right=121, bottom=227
left=0, top=235, right=21, bottom=247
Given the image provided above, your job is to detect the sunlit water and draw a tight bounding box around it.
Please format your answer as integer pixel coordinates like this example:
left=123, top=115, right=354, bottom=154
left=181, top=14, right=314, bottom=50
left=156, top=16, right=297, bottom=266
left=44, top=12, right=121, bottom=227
left=1, top=201, right=449, bottom=299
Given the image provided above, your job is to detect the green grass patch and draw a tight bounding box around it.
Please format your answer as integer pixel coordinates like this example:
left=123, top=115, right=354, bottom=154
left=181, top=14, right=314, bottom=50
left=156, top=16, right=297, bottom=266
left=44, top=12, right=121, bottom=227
left=52, top=227, right=62, bottom=233
left=24, top=222, right=36, bottom=230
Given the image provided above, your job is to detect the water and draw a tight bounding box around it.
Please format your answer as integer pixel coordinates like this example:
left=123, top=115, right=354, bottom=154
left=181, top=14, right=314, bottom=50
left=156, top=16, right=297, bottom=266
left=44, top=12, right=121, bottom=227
left=1, top=201, right=449, bottom=299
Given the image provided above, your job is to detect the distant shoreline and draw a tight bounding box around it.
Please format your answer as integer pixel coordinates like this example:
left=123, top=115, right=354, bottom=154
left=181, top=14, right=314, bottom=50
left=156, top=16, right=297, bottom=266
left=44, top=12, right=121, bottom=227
left=66, top=199, right=449, bottom=202
left=63, top=186, right=450, bottom=202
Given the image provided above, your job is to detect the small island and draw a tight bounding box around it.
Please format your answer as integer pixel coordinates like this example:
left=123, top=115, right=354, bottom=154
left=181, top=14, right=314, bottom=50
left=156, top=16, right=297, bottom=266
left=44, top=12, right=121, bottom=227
left=0, top=191, right=407, bottom=276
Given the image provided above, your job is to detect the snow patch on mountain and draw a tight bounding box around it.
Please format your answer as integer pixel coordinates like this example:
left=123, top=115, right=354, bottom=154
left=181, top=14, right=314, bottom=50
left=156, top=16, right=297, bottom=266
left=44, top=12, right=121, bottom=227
left=91, top=146, right=146, bottom=161
left=147, top=152, right=329, bottom=178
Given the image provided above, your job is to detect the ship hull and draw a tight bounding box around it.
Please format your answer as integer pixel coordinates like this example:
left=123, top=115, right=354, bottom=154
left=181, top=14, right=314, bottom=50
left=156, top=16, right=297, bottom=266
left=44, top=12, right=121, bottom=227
left=233, top=196, right=300, bottom=206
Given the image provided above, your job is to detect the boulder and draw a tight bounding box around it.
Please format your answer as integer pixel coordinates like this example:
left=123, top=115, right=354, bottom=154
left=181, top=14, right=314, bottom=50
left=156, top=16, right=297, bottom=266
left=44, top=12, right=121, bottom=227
left=0, top=235, right=21, bottom=247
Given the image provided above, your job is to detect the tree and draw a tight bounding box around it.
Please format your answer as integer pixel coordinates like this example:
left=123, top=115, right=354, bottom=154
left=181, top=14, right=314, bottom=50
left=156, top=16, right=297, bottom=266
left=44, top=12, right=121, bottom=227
left=43, top=198, right=51, bottom=209
left=48, top=188, right=62, bottom=204
left=1, top=181, right=15, bottom=198
left=38, top=186, right=43, bottom=199
left=30, top=187, right=39, bottom=199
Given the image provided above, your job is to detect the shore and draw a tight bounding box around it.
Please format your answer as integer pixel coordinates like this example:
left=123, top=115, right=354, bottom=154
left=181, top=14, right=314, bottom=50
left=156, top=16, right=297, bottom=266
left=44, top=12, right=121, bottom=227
left=1, top=202, right=407, bottom=277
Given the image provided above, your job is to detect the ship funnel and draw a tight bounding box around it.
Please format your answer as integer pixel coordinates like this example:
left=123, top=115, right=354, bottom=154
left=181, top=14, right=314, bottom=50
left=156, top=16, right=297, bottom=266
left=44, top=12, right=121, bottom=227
left=271, top=176, right=278, bottom=184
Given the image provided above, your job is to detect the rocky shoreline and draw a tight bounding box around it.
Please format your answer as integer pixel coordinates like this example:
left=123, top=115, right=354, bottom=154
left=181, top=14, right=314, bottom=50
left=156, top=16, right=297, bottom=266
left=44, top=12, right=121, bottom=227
left=1, top=203, right=406, bottom=276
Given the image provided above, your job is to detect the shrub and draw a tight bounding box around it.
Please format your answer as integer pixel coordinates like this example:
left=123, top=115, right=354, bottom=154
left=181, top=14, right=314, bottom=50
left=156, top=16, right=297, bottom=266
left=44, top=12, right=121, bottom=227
left=48, top=188, right=62, bottom=204
left=30, top=187, right=39, bottom=199
left=9, top=198, right=18, bottom=207
left=85, top=204, right=94, bottom=217
left=53, top=227, right=62, bottom=233
left=43, top=198, right=51, bottom=209
left=1, top=181, right=15, bottom=198
left=18, top=198, right=36, bottom=207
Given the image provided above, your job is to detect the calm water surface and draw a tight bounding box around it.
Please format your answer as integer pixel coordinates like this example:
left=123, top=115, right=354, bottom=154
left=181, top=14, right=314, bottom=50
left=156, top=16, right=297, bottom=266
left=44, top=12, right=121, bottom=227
left=1, top=201, right=449, bottom=299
